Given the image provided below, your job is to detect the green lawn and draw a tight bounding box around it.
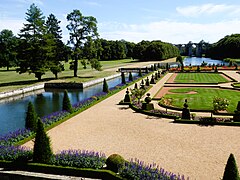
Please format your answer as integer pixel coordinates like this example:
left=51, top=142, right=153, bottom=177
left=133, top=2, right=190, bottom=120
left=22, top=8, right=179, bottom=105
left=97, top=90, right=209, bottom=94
left=163, top=88, right=240, bottom=113
left=174, top=73, right=229, bottom=83
left=0, top=59, right=138, bottom=93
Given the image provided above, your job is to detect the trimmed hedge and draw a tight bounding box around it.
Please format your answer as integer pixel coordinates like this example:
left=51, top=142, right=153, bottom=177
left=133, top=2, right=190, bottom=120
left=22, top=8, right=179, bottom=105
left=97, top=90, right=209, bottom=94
left=0, top=161, right=123, bottom=180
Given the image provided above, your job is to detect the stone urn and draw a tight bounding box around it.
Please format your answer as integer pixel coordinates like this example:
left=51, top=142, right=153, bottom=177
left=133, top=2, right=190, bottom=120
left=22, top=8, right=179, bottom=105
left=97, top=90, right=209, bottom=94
left=142, top=93, right=154, bottom=111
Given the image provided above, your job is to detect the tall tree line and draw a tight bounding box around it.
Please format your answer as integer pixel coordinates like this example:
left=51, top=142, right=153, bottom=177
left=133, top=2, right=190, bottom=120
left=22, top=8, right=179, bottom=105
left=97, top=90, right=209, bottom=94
left=206, top=34, right=240, bottom=59
left=0, top=3, right=180, bottom=81
left=132, top=40, right=180, bottom=61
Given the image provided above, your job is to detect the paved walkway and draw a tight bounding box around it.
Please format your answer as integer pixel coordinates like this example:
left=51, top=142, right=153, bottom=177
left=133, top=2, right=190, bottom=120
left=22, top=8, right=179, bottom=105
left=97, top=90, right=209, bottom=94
left=23, top=69, right=240, bottom=180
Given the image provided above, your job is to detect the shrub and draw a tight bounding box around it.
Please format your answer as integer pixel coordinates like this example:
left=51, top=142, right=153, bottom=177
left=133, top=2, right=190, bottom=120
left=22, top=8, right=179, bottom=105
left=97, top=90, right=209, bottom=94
left=62, top=90, right=73, bottom=113
left=138, top=68, right=142, bottom=77
left=103, top=78, right=109, bottom=93
left=119, top=159, right=187, bottom=180
left=223, top=153, right=240, bottom=180
left=0, top=145, right=33, bottom=162
left=134, top=83, right=138, bottom=89
left=106, top=154, right=125, bottom=173
left=25, top=102, right=38, bottom=131
left=121, top=72, right=126, bottom=84
left=51, top=149, right=106, bottom=169
left=33, top=118, right=53, bottom=164
left=128, top=72, right=133, bottom=81
left=213, top=97, right=229, bottom=112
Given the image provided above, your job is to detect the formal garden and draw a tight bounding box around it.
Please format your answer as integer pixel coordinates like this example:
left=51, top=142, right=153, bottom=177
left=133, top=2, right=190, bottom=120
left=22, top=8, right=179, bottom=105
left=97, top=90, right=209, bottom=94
left=1, top=2, right=240, bottom=179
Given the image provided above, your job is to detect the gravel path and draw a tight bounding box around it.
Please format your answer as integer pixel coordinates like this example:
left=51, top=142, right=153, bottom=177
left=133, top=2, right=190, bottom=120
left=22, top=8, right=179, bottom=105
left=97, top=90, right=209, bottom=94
left=23, top=69, right=240, bottom=180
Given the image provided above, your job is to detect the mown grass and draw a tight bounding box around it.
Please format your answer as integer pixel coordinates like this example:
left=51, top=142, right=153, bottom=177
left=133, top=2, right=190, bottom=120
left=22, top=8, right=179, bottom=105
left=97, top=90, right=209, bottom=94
left=0, top=59, right=137, bottom=92
left=174, top=73, right=229, bottom=83
left=163, top=88, right=240, bottom=113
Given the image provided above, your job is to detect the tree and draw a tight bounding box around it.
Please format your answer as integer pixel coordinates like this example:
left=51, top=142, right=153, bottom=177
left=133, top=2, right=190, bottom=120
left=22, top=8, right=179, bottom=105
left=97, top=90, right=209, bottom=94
left=223, top=153, right=240, bottom=180
left=0, top=29, right=18, bottom=70
left=33, top=118, right=53, bottom=163
left=46, top=13, right=68, bottom=79
left=25, top=102, right=38, bottom=131
left=17, top=3, right=48, bottom=81
left=83, top=37, right=102, bottom=70
left=176, top=55, right=184, bottom=71
left=207, top=34, right=240, bottom=59
left=62, top=90, right=73, bottom=113
left=66, top=10, right=99, bottom=77
left=103, top=78, right=109, bottom=93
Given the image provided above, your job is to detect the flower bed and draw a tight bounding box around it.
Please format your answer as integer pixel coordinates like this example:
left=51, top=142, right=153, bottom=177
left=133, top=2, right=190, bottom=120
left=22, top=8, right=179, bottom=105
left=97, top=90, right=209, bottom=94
left=119, top=158, right=187, bottom=180
left=130, top=100, right=181, bottom=119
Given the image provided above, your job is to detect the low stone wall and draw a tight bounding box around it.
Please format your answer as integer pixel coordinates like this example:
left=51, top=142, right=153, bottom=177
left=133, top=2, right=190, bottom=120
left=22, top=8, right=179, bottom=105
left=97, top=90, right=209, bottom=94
left=82, top=73, right=120, bottom=88
left=0, top=84, right=44, bottom=100
left=0, top=74, right=121, bottom=100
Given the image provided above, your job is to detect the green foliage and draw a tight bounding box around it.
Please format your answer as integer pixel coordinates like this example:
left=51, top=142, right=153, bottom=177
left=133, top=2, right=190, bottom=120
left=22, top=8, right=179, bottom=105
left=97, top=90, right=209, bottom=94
left=121, top=72, right=126, bottom=84
left=106, top=154, right=125, bottom=173
left=46, top=13, right=68, bottom=79
left=33, top=118, right=53, bottom=163
left=128, top=72, right=133, bottom=81
left=25, top=102, right=38, bottom=131
left=62, top=90, right=73, bottom=113
left=138, top=69, right=142, bottom=77
left=131, top=88, right=146, bottom=103
left=207, top=34, right=240, bottom=59
left=99, top=39, right=128, bottom=60
left=213, top=97, right=229, bottom=112
left=66, top=9, right=98, bottom=77
left=132, top=40, right=180, bottom=61
left=223, top=153, right=240, bottom=180
left=134, top=83, right=138, bottom=89
left=17, top=3, right=48, bottom=81
left=0, top=29, right=18, bottom=70
left=103, top=78, right=109, bottom=93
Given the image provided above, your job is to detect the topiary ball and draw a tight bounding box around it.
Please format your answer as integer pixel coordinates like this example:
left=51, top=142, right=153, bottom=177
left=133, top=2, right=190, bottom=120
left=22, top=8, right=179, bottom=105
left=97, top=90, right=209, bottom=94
left=106, top=154, right=125, bottom=173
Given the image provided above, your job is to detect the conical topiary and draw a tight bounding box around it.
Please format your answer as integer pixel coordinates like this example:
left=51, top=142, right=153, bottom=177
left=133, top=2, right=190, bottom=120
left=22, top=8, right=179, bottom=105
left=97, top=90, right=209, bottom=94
left=223, top=153, right=240, bottom=180
left=129, top=72, right=133, bottom=81
left=138, top=68, right=142, bottom=77
left=25, top=102, right=38, bottom=131
left=145, top=67, right=149, bottom=74
left=134, top=83, right=138, bottom=89
left=33, top=118, right=53, bottom=163
left=121, top=72, right=126, bottom=84
left=62, top=90, right=73, bottom=113
left=103, top=78, right=109, bottom=93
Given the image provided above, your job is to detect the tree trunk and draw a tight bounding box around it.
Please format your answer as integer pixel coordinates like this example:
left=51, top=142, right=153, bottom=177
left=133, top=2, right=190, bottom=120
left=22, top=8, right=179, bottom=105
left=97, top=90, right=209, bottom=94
left=54, top=73, right=58, bottom=79
left=74, top=59, right=78, bottom=77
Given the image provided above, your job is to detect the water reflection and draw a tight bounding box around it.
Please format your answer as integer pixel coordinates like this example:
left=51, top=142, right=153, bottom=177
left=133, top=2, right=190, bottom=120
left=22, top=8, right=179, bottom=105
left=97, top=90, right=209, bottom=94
left=0, top=73, right=136, bottom=135
left=183, top=57, right=228, bottom=66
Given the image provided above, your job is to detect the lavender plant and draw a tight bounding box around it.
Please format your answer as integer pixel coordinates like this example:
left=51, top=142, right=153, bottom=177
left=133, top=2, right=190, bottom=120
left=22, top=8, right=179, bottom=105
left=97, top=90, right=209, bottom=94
left=119, top=159, right=188, bottom=180
left=51, top=149, right=106, bottom=169
left=0, top=145, right=33, bottom=161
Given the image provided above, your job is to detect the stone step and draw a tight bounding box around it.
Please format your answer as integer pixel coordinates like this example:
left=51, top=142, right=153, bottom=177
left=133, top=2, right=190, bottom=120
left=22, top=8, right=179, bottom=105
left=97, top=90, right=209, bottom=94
left=0, top=168, right=101, bottom=180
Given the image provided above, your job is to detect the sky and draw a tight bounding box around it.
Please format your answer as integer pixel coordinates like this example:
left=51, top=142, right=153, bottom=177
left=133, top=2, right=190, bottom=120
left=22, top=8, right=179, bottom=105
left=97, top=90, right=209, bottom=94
left=1, top=0, right=240, bottom=44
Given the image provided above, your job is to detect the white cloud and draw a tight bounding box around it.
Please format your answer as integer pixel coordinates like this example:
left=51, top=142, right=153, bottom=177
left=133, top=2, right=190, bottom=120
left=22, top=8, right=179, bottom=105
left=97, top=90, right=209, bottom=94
left=0, top=19, right=24, bottom=35
left=176, top=4, right=240, bottom=17
left=99, top=20, right=240, bottom=44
